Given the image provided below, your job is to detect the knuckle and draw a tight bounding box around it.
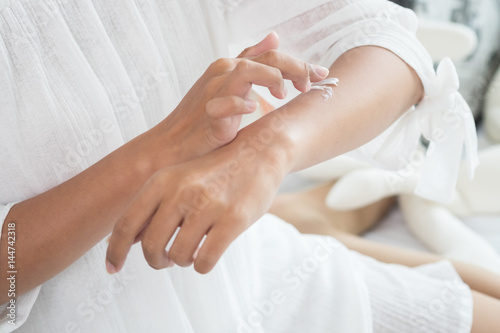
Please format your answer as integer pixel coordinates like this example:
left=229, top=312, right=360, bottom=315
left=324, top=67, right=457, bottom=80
left=235, top=58, right=251, bottom=73
left=272, top=67, right=283, bottom=84
left=114, top=217, right=132, bottom=238
left=274, top=67, right=283, bottom=79
left=141, top=238, right=160, bottom=261
left=241, top=46, right=252, bottom=56
left=211, top=58, right=234, bottom=72
left=265, top=49, right=280, bottom=63
left=302, top=61, right=310, bottom=78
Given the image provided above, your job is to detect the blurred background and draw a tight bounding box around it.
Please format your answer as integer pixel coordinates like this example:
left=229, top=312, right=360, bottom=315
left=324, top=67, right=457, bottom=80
left=392, top=0, right=500, bottom=142
left=270, top=0, right=500, bottom=274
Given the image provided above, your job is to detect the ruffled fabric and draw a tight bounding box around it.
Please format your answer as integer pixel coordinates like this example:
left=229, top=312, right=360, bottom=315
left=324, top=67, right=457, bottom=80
left=415, top=58, right=478, bottom=203
left=354, top=255, right=473, bottom=333
left=0, top=0, right=474, bottom=332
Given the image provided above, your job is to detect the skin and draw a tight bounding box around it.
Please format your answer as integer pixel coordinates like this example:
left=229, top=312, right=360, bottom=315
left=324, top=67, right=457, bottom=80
left=3, top=28, right=493, bottom=330
left=269, top=180, right=396, bottom=235
left=105, top=45, right=424, bottom=274
left=0, top=33, right=330, bottom=303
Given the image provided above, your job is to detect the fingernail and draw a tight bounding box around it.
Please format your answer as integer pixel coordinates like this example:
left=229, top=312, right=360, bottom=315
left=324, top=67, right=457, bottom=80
left=245, top=99, right=258, bottom=111
left=305, top=80, right=311, bottom=92
left=106, top=260, right=117, bottom=274
left=266, top=31, right=279, bottom=42
left=311, top=65, right=329, bottom=78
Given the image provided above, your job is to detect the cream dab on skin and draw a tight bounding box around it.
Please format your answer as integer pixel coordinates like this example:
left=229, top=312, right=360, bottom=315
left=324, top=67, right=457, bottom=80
left=309, top=77, right=339, bottom=101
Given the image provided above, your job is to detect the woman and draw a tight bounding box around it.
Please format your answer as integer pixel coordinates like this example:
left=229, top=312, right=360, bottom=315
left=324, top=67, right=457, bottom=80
left=0, top=0, right=497, bottom=332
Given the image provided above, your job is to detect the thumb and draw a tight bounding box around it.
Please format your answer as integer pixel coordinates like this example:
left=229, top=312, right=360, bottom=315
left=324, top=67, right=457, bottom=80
left=238, top=31, right=279, bottom=58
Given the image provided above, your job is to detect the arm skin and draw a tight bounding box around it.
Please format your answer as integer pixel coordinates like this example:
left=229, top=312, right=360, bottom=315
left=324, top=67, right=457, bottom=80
left=105, top=45, right=424, bottom=275
left=0, top=33, right=330, bottom=303
left=0, top=127, right=176, bottom=304
left=1, top=45, right=422, bottom=303
left=275, top=45, right=423, bottom=173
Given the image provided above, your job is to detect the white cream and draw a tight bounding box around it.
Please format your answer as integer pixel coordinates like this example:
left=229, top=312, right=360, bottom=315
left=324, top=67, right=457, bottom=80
left=309, top=77, right=339, bottom=101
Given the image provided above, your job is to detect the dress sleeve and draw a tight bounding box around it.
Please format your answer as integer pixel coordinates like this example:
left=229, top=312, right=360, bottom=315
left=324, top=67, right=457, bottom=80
left=223, top=0, right=478, bottom=203
left=0, top=203, right=41, bottom=333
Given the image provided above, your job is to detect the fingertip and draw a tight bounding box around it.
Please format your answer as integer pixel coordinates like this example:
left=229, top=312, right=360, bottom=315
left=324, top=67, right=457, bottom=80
left=267, top=31, right=279, bottom=44
left=193, top=260, right=212, bottom=275
left=193, top=253, right=215, bottom=274
left=271, top=85, right=288, bottom=99
left=310, top=65, right=330, bottom=80
left=106, top=260, right=118, bottom=274
left=244, top=99, right=259, bottom=112
left=260, top=31, right=279, bottom=51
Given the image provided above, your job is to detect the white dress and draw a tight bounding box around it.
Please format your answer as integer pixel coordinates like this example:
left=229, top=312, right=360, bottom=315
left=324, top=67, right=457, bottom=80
left=0, top=0, right=477, bottom=332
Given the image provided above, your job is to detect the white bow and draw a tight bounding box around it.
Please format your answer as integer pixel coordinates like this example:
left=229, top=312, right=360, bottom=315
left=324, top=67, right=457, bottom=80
left=415, top=58, right=479, bottom=203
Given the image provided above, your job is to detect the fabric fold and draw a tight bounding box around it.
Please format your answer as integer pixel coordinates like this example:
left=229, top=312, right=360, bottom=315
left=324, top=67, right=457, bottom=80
left=415, top=58, right=479, bottom=203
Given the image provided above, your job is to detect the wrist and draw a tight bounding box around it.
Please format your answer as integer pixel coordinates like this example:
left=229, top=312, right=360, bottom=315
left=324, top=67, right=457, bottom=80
left=125, top=123, right=182, bottom=179
left=232, top=111, right=297, bottom=182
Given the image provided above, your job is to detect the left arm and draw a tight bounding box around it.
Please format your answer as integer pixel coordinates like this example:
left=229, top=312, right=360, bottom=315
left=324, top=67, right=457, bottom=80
left=260, top=45, right=423, bottom=173
left=105, top=45, right=423, bottom=274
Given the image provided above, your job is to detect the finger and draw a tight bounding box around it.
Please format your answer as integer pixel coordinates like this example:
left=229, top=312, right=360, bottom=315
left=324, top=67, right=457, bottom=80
left=168, top=216, right=211, bottom=267
left=225, top=59, right=286, bottom=99
left=206, top=96, right=258, bottom=119
left=106, top=177, right=164, bottom=274
left=238, top=31, right=279, bottom=58
left=251, top=50, right=329, bottom=92
left=132, top=219, right=150, bottom=244
left=206, top=96, right=258, bottom=144
left=140, top=201, right=184, bottom=270
left=193, top=221, right=243, bottom=274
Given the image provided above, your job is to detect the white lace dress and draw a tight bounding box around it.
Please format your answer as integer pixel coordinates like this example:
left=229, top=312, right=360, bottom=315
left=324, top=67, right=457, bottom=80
left=0, top=0, right=476, bottom=332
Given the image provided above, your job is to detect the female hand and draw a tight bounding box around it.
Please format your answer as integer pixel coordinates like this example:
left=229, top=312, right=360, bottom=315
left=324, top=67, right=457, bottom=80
left=158, top=32, right=329, bottom=162
left=105, top=126, right=290, bottom=274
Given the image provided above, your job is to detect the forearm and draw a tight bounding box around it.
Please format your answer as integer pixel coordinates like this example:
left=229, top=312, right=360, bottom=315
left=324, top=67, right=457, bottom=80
left=0, top=124, right=177, bottom=302
left=241, top=46, right=424, bottom=174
